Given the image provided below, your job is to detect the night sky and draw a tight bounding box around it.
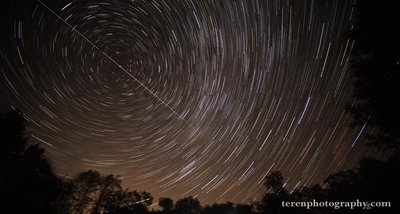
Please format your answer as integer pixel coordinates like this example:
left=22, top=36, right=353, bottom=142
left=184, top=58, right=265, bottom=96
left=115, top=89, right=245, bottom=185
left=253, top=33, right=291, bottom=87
left=0, top=0, right=385, bottom=205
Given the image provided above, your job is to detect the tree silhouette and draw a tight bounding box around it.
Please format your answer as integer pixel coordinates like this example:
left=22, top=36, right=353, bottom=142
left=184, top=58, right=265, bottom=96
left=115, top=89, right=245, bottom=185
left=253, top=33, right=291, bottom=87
left=0, top=109, right=60, bottom=213
left=174, top=196, right=202, bottom=214
left=159, top=197, right=173, bottom=213
left=291, top=184, right=324, bottom=205
left=321, top=0, right=400, bottom=212
left=0, top=109, right=27, bottom=156
left=348, top=0, right=400, bottom=150
left=203, top=202, right=235, bottom=214
left=91, top=174, right=123, bottom=214
left=57, top=170, right=154, bottom=213
left=117, top=203, right=148, bottom=214
left=257, top=171, right=301, bottom=214
left=141, top=191, right=154, bottom=206
left=263, top=171, right=284, bottom=194
left=292, top=1, right=400, bottom=212
left=65, top=170, right=102, bottom=213
left=105, top=189, right=152, bottom=214
left=321, top=156, right=399, bottom=213
left=235, top=204, right=254, bottom=214
left=53, top=180, right=75, bottom=213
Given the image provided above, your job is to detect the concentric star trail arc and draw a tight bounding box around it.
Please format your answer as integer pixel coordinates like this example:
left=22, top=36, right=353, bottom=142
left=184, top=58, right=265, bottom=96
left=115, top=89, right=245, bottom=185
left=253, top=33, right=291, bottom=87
left=36, top=0, right=195, bottom=129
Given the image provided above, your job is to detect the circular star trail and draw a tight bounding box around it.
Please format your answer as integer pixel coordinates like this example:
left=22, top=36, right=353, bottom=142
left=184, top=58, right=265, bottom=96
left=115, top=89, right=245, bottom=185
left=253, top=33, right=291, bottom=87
left=0, top=0, right=384, bottom=204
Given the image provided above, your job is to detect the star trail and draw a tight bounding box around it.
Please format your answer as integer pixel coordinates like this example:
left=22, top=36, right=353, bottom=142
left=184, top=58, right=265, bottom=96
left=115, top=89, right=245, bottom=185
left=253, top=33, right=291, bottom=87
left=0, top=0, right=385, bottom=204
